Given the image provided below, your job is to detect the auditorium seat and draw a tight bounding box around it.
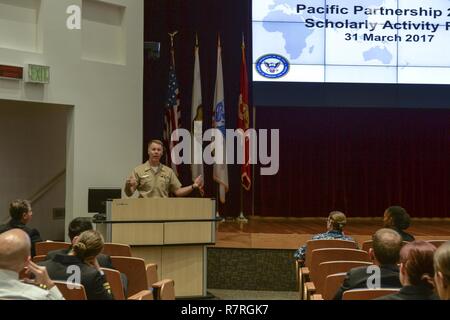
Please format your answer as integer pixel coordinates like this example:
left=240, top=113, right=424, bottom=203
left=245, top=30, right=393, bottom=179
left=101, top=267, right=153, bottom=300
left=152, top=279, right=175, bottom=300
left=361, top=240, right=373, bottom=253
left=101, top=268, right=126, bottom=300
left=303, top=281, right=316, bottom=300
left=307, top=260, right=372, bottom=295
left=110, top=256, right=148, bottom=297
left=296, top=239, right=358, bottom=298
left=128, top=290, right=153, bottom=300
left=103, top=243, right=132, bottom=257
left=323, top=272, right=347, bottom=300
left=32, top=255, right=47, bottom=263
left=304, top=239, right=358, bottom=269
left=35, top=241, right=71, bottom=256
left=301, top=248, right=370, bottom=299
left=54, top=280, right=87, bottom=300
left=111, top=256, right=175, bottom=299
left=342, top=288, right=400, bottom=300
left=146, top=263, right=158, bottom=287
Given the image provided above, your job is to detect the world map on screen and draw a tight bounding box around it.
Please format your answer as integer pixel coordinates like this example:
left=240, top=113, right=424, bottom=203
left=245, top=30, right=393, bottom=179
left=253, top=0, right=450, bottom=84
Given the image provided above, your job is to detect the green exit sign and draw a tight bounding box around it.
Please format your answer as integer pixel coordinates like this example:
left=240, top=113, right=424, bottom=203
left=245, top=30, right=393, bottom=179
left=26, top=64, right=50, bottom=83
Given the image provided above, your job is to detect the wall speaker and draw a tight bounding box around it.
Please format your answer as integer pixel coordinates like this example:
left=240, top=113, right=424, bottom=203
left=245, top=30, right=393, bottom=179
left=144, top=41, right=160, bottom=60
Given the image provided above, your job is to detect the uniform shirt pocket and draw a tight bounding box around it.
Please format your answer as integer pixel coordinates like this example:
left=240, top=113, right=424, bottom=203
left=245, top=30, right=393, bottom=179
left=158, top=174, right=170, bottom=189
left=138, top=174, right=152, bottom=188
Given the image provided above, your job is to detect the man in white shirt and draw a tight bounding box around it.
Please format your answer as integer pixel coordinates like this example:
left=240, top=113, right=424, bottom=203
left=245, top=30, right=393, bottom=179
left=0, top=229, right=64, bottom=300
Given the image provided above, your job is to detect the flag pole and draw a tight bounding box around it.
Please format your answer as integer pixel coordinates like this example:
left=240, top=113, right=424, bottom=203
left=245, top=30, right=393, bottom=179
left=237, top=33, right=248, bottom=223
left=214, top=34, right=225, bottom=222
left=252, top=105, right=256, bottom=217
left=216, top=185, right=224, bottom=221
left=168, top=31, right=178, bottom=67
left=237, top=184, right=248, bottom=222
left=251, top=32, right=256, bottom=217
left=216, top=34, right=220, bottom=220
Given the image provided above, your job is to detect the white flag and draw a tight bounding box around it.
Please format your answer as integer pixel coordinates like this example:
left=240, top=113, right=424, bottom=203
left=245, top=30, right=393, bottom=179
left=213, top=38, right=229, bottom=203
left=191, top=38, right=204, bottom=183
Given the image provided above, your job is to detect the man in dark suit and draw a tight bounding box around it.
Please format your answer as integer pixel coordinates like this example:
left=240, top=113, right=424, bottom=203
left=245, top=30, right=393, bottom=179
left=45, top=217, right=127, bottom=295
left=334, top=228, right=403, bottom=300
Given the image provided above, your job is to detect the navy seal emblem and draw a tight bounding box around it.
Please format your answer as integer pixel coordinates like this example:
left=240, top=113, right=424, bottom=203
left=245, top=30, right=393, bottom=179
left=256, top=54, right=289, bottom=79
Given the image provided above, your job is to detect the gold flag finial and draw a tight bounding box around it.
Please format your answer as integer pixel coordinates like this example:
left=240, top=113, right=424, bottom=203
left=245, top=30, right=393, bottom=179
left=168, top=31, right=179, bottom=48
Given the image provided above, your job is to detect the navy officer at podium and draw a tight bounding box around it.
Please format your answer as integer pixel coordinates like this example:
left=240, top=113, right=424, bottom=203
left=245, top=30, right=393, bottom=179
left=125, top=139, right=203, bottom=198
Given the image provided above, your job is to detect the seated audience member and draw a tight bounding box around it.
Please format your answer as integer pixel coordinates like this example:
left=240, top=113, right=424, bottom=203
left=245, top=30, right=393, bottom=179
left=378, top=240, right=438, bottom=300
left=334, top=228, right=402, bottom=300
left=383, top=206, right=415, bottom=242
left=434, top=241, right=450, bottom=300
left=40, top=230, right=113, bottom=300
left=0, top=229, right=64, bottom=300
left=45, top=217, right=128, bottom=295
left=294, top=211, right=356, bottom=263
left=47, top=217, right=113, bottom=267
left=0, top=200, right=42, bottom=257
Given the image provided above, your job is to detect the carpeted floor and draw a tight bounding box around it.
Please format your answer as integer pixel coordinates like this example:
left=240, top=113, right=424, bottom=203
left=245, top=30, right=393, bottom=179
left=208, top=289, right=298, bottom=300
left=207, top=247, right=297, bottom=291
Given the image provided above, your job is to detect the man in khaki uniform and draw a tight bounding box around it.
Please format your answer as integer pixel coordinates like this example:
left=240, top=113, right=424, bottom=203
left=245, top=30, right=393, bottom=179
left=125, top=140, right=203, bottom=198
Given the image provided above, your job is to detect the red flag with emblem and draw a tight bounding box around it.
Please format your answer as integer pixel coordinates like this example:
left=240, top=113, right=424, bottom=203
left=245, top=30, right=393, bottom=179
left=238, top=37, right=251, bottom=191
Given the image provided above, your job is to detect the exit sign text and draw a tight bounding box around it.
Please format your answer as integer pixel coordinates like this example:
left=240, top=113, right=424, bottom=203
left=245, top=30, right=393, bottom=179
left=26, top=64, right=50, bottom=84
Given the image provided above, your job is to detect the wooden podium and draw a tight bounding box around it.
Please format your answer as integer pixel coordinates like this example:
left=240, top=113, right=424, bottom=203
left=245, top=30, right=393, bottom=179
left=97, top=198, right=216, bottom=298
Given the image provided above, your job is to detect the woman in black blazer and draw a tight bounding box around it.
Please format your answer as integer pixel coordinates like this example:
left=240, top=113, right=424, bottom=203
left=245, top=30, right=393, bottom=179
left=39, top=230, right=113, bottom=300
left=0, top=200, right=42, bottom=257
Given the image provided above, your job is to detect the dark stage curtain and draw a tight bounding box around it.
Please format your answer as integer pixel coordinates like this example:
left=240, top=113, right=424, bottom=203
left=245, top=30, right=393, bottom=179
left=144, top=1, right=450, bottom=218
left=256, top=107, right=450, bottom=218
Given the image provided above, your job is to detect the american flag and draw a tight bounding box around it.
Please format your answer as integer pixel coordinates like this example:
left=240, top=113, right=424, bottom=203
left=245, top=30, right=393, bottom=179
left=163, top=64, right=181, bottom=175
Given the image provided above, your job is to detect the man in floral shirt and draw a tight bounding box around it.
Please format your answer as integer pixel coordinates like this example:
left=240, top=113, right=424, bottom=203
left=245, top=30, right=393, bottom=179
left=294, top=211, right=356, bottom=263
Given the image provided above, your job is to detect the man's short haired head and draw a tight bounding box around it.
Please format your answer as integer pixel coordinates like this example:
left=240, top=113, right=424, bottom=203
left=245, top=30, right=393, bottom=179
left=68, top=217, right=93, bottom=241
left=327, top=211, right=347, bottom=231
left=0, top=229, right=31, bottom=272
left=371, top=228, right=403, bottom=265
left=384, top=206, right=411, bottom=230
left=9, top=200, right=31, bottom=222
left=148, top=139, right=164, bottom=154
